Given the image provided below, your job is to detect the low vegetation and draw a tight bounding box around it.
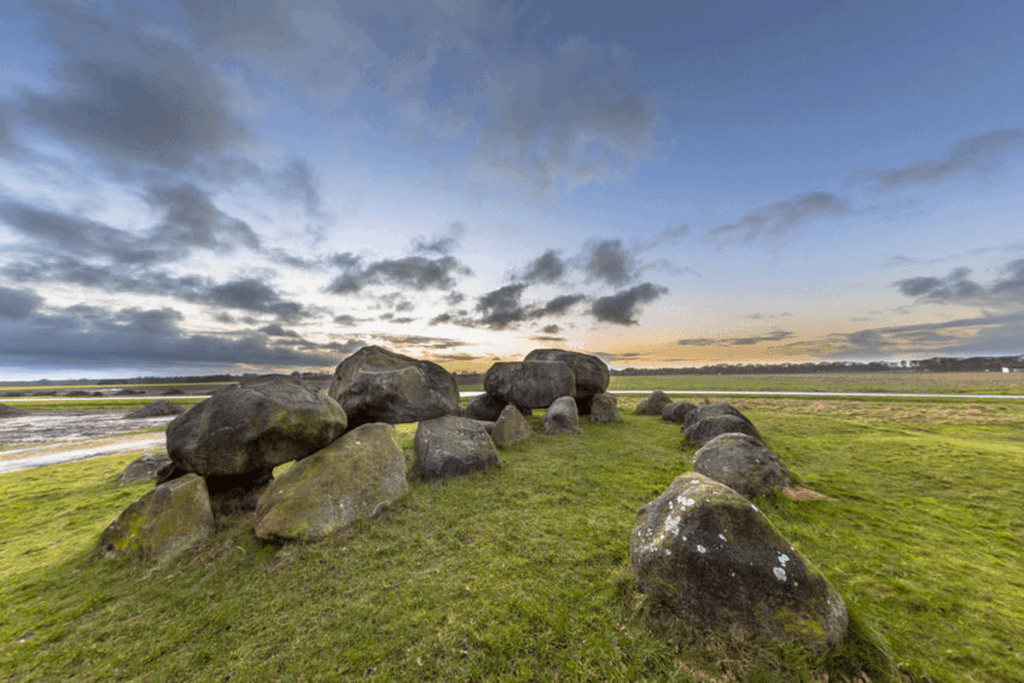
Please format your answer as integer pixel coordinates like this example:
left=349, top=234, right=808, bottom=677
left=1, top=394, right=1022, bottom=681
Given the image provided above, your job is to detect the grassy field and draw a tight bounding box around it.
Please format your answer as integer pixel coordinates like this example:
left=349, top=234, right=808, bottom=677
left=607, top=372, right=1024, bottom=395
left=1, top=395, right=1022, bottom=681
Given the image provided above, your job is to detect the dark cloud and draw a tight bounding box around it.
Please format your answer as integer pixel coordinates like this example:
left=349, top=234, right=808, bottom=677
left=413, top=222, right=465, bottom=255
left=207, top=279, right=306, bottom=322
left=676, top=337, right=717, bottom=347
left=0, top=286, right=44, bottom=319
left=327, top=254, right=472, bottom=295
left=710, top=192, right=850, bottom=241
left=372, top=334, right=463, bottom=350
left=990, top=259, right=1024, bottom=303
left=727, top=329, right=794, bottom=346
left=583, top=239, right=636, bottom=286
left=333, top=314, right=359, bottom=327
left=864, top=128, right=1024, bottom=189
left=519, top=249, right=565, bottom=284
left=146, top=183, right=260, bottom=252
left=893, top=267, right=988, bottom=305
left=590, top=282, right=667, bottom=325
left=278, top=159, right=321, bottom=214
left=541, top=324, right=561, bottom=334
left=530, top=335, right=566, bottom=342
left=475, top=283, right=529, bottom=330
left=259, top=324, right=301, bottom=338
left=537, top=294, right=586, bottom=316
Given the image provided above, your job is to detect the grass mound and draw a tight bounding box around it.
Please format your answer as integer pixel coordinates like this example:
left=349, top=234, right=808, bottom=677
left=1, top=397, right=1021, bottom=681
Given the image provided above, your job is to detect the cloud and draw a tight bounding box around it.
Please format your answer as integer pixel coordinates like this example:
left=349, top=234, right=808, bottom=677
left=258, top=324, right=301, bottom=338
left=475, top=283, right=529, bottom=330
left=206, top=279, right=307, bottom=322
left=0, top=286, right=43, bottom=319
left=413, top=222, right=465, bottom=255
left=709, top=192, right=850, bottom=241
left=590, top=282, right=667, bottom=325
left=990, top=259, right=1024, bottom=303
left=863, top=127, right=1024, bottom=189
left=677, top=329, right=794, bottom=347
left=146, top=183, right=261, bottom=253
left=327, top=253, right=472, bottom=294
left=277, top=159, right=321, bottom=214
left=893, top=267, right=989, bottom=306
left=583, top=239, right=636, bottom=286
left=518, top=249, right=565, bottom=284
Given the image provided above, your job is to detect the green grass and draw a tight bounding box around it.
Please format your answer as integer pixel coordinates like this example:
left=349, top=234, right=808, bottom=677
left=5, top=398, right=208, bottom=412
left=1, top=398, right=1022, bottom=681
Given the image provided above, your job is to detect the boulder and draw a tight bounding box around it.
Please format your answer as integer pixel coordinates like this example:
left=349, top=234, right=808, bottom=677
left=693, top=433, right=792, bottom=498
left=99, top=474, right=214, bottom=564
left=491, top=403, right=533, bottom=448
left=329, top=346, right=460, bottom=427
left=483, top=361, right=576, bottom=409
left=542, top=395, right=581, bottom=435
left=683, top=402, right=752, bottom=429
left=587, top=392, right=622, bottom=423
left=414, top=415, right=501, bottom=480
left=523, top=349, right=609, bottom=397
left=254, top=423, right=408, bottom=542
left=661, top=401, right=697, bottom=424
left=684, top=414, right=762, bottom=447
left=119, top=451, right=172, bottom=485
left=635, top=390, right=673, bottom=416
left=630, top=473, right=848, bottom=650
left=463, top=392, right=508, bottom=421
left=0, top=402, right=28, bottom=418
left=124, top=400, right=186, bottom=419
left=166, top=374, right=347, bottom=477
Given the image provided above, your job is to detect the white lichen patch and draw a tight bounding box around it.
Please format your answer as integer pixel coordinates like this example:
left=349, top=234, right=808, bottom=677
left=677, top=495, right=696, bottom=508
left=773, top=567, right=787, bottom=582
left=664, top=514, right=682, bottom=537
left=778, top=553, right=790, bottom=566
left=718, top=533, right=728, bottom=542
left=697, top=544, right=706, bottom=554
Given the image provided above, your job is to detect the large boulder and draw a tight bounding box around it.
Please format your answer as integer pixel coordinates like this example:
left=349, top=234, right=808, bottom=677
left=683, top=402, right=752, bottom=429
left=542, top=395, right=581, bottom=435
left=329, top=346, right=460, bottom=427
left=254, top=423, right=408, bottom=542
left=124, top=400, right=186, bottom=419
left=463, top=392, right=507, bottom=421
left=630, top=473, right=848, bottom=650
left=661, top=401, right=697, bottom=425
left=414, top=415, right=501, bottom=480
left=99, top=474, right=214, bottom=564
left=586, top=392, right=622, bottom=423
left=484, top=361, right=576, bottom=409
left=523, top=349, right=609, bottom=397
left=167, top=375, right=347, bottom=477
left=635, top=390, right=673, bottom=416
left=694, top=433, right=792, bottom=498
left=490, top=404, right=533, bottom=448
left=119, top=451, right=173, bottom=485
left=684, top=414, right=762, bottom=447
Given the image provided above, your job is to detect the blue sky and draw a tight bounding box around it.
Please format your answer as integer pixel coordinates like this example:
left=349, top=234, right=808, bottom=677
left=1, top=0, right=1023, bottom=380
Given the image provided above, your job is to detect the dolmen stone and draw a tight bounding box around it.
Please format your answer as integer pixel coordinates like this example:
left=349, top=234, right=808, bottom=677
left=630, top=472, right=848, bottom=650
left=661, top=400, right=697, bottom=424
left=463, top=392, right=507, bottom=421
left=635, top=390, right=673, bottom=416
left=523, top=349, right=609, bottom=414
left=124, top=400, right=186, bottom=419
left=693, top=433, right=792, bottom=498
left=542, top=395, right=581, bottom=435
left=119, top=451, right=173, bottom=485
left=329, top=345, right=460, bottom=427
left=587, top=392, right=622, bottom=423
left=683, top=402, right=752, bottom=429
left=491, top=403, right=532, bottom=448
left=484, top=360, right=576, bottom=409
left=414, top=415, right=501, bottom=480
left=99, top=474, right=214, bottom=564
left=684, top=414, right=762, bottom=447
left=254, top=423, right=408, bottom=542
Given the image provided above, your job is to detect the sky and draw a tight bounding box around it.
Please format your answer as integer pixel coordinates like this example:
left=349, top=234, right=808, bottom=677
left=1, top=0, right=1023, bottom=381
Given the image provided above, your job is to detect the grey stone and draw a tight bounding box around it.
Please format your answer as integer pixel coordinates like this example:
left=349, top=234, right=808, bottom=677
left=124, top=400, right=186, bottom=419
left=630, top=473, right=848, bottom=650
left=694, top=432, right=792, bottom=498
left=542, top=395, right=581, bottom=435
left=523, top=349, right=609, bottom=397
left=635, top=390, right=673, bottom=416
left=119, top=451, right=172, bottom=485
left=683, top=402, right=752, bottom=429
left=586, top=392, right=622, bottom=423
left=329, top=346, right=460, bottom=427
left=484, top=361, right=576, bottom=409
left=661, top=401, right=697, bottom=424
left=414, top=415, right=501, bottom=480
left=491, top=403, right=533, bottom=447
left=464, top=392, right=508, bottom=421
left=684, top=414, right=762, bottom=447
left=255, top=423, right=408, bottom=542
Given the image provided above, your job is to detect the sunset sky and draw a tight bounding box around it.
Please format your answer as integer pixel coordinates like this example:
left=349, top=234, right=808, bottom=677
left=2, top=0, right=1023, bottom=380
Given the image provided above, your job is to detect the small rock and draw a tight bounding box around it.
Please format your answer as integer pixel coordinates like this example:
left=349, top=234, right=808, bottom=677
left=542, top=395, right=581, bottom=435
left=635, top=390, right=673, bottom=416
left=414, top=415, right=501, bottom=480
left=491, top=403, right=533, bottom=447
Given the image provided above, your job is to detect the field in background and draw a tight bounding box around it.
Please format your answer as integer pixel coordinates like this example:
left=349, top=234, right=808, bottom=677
left=1, top=395, right=1022, bottom=681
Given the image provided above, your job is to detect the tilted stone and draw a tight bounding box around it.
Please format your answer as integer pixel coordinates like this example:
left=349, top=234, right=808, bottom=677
left=693, top=432, right=792, bottom=498
left=491, top=403, right=533, bottom=448
left=255, top=423, right=408, bottom=542
left=523, top=349, right=609, bottom=397
left=329, top=346, right=460, bottom=427
left=483, top=360, right=576, bottom=409
left=630, top=473, right=848, bottom=650
left=167, top=375, right=347, bottom=477
left=99, top=474, right=214, bottom=565
left=414, top=415, right=501, bottom=480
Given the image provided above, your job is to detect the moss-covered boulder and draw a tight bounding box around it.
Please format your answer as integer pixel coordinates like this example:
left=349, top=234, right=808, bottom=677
left=661, top=400, right=697, bottom=424
left=166, top=375, right=347, bottom=477
left=254, top=423, right=408, bottom=542
left=523, top=349, right=609, bottom=398
left=630, top=473, right=847, bottom=650
left=329, top=346, right=460, bottom=427
left=586, top=392, right=622, bottom=423
left=414, top=415, right=501, bottom=480
left=693, top=432, right=792, bottom=498
left=483, top=360, right=576, bottom=410
left=99, top=474, right=214, bottom=564
left=683, top=402, right=753, bottom=429
left=683, top=414, right=762, bottom=447
left=635, top=390, right=673, bottom=416
left=491, top=403, right=532, bottom=448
